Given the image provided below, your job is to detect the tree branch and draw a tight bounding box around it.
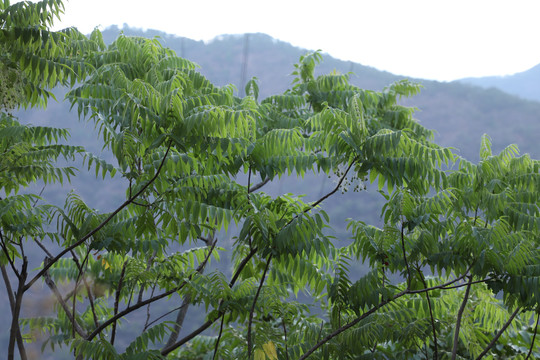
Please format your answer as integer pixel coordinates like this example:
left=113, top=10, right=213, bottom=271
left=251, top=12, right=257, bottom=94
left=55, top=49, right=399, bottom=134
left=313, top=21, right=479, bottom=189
left=525, top=312, right=540, bottom=360
left=212, top=312, right=227, bottom=360
left=247, top=254, right=272, bottom=359
left=43, top=263, right=88, bottom=338
left=161, top=246, right=259, bottom=355
left=1, top=264, right=27, bottom=360
left=70, top=250, right=99, bottom=329
left=417, top=266, right=438, bottom=360
left=475, top=307, right=520, bottom=359
left=164, top=160, right=357, bottom=356
left=401, top=221, right=412, bottom=289
left=451, top=275, right=473, bottom=360
left=8, top=257, right=27, bottom=360
left=0, top=229, right=20, bottom=279
left=87, top=238, right=216, bottom=341
left=24, top=143, right=172, bottom=293
left=282, top=318, right=290, bottom=360
left=110, top=260, right=127, bottom=345
left=306, top=158, right=357, bottom=211
left=165, top=233, right=216, bottom=347
left=249, top=178, right=270, bottom=193
left=298, top=272, right=471, bottom=360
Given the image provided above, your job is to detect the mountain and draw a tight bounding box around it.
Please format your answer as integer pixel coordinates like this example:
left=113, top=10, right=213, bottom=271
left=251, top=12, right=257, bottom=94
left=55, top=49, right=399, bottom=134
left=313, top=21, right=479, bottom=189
left=457, top=63, right=540, bottom=102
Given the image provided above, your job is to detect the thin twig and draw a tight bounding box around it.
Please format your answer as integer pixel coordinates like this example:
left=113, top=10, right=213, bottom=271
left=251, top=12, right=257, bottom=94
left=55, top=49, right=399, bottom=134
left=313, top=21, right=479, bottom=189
left=69, top=251, right=99, bottom=329
left=165, top=233, right=216, bottom=347
left=87, top=238, right=217, bottom=341
left=417, top=266, right=438, bottom=360
left=451, top=275, right=473, bottom=360
left=111, top=260, right=127, bottom=345
left=475, top=307, right=520, bottom=359
left=212, top=312, right=227, bottom=360
left=247, top=255, right=272, bottom=359
left=400, top=221, right=412, bottom=289
left=24, top=143, right=173, bottom=292
left=33, top=237, right=53, bottom=258
left=524, top=312, right=539, bottom=360
left=0, top=229, right=20, bottom=279
left=43, top=262, right=87, bottom=338
left=298, top=272, right=471, bottom=360
left=143, top=281, right=158, bottom=331
left=137, top=251, right=157, bottom=304
left=282, top=318, right=290, bottom=360
left=71, top=246, right=91, bottom=338
left=306, top=158, right=357, bottom=211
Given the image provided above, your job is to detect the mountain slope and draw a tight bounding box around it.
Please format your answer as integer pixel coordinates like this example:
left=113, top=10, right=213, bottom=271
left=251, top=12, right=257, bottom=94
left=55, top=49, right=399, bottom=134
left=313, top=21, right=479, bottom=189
left=458, top=63, right=540, bottom=102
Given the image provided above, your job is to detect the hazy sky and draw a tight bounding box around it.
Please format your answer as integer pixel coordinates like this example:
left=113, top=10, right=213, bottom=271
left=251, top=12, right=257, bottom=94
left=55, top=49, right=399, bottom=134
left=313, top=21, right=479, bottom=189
left=43, top=0, right=540, bottom=81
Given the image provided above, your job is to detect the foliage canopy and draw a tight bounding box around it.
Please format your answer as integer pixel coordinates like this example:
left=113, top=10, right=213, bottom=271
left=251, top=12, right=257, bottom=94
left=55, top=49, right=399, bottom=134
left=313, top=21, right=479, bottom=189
left=1, top=1, right=539, bottom=359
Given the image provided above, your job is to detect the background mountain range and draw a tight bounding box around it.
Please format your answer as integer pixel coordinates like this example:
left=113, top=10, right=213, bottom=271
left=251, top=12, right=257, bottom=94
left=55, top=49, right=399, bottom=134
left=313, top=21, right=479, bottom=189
left=7, top=25, right=540, bottom=357
left=459, top=63, right=540, bottom=102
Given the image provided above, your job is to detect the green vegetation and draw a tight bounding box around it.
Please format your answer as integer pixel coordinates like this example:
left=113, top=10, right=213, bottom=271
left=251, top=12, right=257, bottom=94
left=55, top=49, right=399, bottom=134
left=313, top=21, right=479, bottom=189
left=1, top=1, right=539, bottom=359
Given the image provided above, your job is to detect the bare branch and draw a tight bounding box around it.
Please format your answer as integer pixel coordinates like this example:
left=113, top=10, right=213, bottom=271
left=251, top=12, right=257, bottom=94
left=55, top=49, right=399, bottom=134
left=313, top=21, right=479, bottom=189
left=400, top=221, right=412, bottom=289
left=306, top=158, right=357, bottom=211
left=71, top=247, right=91, bottom=337
left=33, top=237, right=53, bottom=258
left=282, top=318, right=290, bottom=360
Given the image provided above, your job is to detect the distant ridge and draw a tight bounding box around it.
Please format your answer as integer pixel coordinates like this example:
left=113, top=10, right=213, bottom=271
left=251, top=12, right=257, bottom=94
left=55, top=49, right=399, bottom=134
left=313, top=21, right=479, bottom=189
left=457, top=63, right=540, bottom=102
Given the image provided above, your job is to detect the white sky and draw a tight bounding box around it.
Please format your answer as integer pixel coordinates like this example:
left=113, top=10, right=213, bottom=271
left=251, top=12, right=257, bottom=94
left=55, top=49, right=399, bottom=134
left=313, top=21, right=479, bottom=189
left=42, top=0, right=540, bottom=81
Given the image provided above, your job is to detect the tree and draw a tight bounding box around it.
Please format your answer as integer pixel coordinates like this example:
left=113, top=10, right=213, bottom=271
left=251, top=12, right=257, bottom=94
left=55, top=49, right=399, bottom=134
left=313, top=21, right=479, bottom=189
left=1, top=2, right=539, bottom=359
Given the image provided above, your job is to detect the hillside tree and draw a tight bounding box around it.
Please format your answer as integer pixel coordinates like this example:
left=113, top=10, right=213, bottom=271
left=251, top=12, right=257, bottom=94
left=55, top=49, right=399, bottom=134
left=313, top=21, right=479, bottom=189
left=1, top=1, right=539, bottom=359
